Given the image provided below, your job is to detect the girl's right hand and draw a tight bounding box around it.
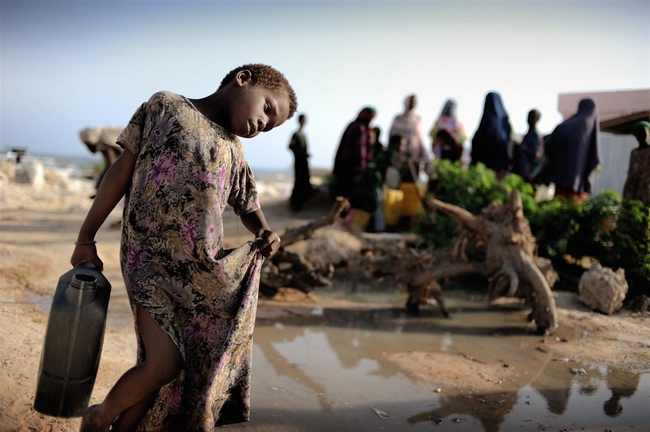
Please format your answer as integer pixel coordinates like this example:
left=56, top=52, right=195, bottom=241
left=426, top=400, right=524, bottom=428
left=70, top=244, right=104, bottom=271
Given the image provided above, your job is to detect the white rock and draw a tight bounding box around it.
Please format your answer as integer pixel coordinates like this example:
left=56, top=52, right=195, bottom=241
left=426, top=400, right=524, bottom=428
left=579, top=263, right=628, bottom=315
left=22, top=161, right=45, bottom=188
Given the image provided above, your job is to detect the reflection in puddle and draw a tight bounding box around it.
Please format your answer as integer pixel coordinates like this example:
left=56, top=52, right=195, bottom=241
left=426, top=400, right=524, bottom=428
left=237, top=306, right=649, bottom=432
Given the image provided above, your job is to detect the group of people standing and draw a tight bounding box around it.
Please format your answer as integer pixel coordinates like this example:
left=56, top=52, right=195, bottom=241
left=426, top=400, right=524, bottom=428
left=329, top=95, right=432, bottom=231
left=288, top=90, right=649, bottom=231
left=467, top=91, right=602, bottom=204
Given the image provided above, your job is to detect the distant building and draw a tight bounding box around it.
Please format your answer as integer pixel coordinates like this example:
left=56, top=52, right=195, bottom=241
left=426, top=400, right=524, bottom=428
left=557, top=89, right=650, bottom=196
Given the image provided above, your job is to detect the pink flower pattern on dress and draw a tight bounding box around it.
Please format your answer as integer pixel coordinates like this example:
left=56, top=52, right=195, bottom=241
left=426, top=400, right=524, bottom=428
left=181, top=216, right=198, bottom=250
left=129, top=280, right=143, bottom=295
left=162, top=385, right=183, bottom=414
left=147, top=151, right=177, bottom=186
left=185, top=314, right=219, bottom=342
left=127, top=244, right=151, bottom=271
left=196, top=171, right=217, bottom=186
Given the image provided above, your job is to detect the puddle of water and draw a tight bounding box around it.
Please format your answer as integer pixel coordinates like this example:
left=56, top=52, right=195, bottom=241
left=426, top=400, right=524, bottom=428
left=235, top=297, right=650, bottom=431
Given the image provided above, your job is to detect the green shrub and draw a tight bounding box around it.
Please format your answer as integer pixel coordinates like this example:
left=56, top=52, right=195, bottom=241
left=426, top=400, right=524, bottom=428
left=416, top=160, right=537, bottom=247
left=599, top=199, right=650, bottom=299
left=527, top=197, right=581, bottom=258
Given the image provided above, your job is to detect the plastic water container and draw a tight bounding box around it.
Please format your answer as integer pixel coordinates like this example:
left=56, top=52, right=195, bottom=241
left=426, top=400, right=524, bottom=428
left=33, top=262, right=111, bottom=417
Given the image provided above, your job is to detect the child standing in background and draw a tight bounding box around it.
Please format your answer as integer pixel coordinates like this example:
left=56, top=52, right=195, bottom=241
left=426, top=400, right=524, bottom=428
left=73, top=64, right=297, bottom=431
left=513, top=109, right=545, bottom=183
left=288, top=113, right=314, bottom=211
left=349, top=135, right=406, bottom=232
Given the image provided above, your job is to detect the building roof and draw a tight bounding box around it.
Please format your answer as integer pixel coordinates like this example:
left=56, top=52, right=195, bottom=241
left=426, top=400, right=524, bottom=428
left=600, top=110, right=650, bottom=135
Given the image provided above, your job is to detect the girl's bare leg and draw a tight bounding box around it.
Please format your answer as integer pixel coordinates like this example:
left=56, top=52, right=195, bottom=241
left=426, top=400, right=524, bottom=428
left=80, top=307, right=182, bottom=432
left=110, top=392, right=157, bottom=432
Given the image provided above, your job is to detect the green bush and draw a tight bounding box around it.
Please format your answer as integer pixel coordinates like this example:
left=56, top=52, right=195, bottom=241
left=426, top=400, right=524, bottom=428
left=416, top=160, right=537, bottom=247
left=415, top=160, right=650, bottom=299
left=599, top=199, right=650, bottom=299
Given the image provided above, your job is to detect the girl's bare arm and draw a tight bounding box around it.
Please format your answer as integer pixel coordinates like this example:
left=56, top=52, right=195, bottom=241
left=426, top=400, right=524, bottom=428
left=70, top=148, right=136, bottom=269
left=239, top=209, right=280, bottom=258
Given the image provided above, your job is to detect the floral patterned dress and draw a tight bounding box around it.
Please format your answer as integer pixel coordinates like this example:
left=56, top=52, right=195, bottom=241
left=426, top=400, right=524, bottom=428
left=116, top=91, right=264, bottom=431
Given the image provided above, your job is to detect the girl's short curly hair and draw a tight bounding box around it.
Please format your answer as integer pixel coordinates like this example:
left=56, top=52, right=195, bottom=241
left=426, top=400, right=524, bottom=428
left=219, top=64, right=298, bottom=119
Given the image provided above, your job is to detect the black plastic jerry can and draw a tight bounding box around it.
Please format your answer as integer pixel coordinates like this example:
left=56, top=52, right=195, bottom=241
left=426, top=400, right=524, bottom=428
left=33, top=262, right=111, bottom=417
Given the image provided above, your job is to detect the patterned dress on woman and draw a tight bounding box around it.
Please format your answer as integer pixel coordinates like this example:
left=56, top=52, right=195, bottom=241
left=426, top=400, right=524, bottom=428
left=623, top=145, right=650, bottom=206
left=429, top=99, right=467, bottom=162
left=116, top=91, right=265, bottom=431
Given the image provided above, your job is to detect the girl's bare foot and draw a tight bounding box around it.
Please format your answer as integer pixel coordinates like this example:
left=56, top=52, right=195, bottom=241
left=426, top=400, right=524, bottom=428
left=79, top=404, right=111, bottom=432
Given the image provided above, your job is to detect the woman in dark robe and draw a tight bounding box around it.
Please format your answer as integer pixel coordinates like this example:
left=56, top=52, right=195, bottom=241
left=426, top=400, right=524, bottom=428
left=288, top=113, right=313, bottom=211
left=330, top=107, right=377, bottom=198
left=470, top=92, right=515, bottom=179
left=544, top=98, right=601, bottom=202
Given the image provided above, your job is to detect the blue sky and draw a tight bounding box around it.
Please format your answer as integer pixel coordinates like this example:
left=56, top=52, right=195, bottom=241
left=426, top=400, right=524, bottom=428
left=1, top=0, right=649, bottom=171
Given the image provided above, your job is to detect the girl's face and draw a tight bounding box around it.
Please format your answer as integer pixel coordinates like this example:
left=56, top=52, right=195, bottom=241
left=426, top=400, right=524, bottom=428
left=229, top=77, right=290, bottom=138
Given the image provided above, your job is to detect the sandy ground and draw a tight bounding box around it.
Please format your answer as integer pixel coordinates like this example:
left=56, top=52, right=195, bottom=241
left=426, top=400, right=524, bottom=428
left=1, top=175, right=649, bottom=432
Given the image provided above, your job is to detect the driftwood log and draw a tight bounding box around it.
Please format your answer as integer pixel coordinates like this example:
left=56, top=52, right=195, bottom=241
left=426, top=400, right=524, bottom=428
left=261, top=191, right=558, bottom=333
left=363, top=190, right=558, bottom=334
left=260, top=198, right=350, bottom=297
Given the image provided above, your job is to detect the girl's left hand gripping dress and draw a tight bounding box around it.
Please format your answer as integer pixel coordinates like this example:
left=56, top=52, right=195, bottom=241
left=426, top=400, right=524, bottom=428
left=116, top=91, right=264, bottom=431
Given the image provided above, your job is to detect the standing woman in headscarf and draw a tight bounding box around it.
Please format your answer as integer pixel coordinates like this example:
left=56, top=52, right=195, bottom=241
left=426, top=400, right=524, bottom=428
left=622, top=121, right=649, bottom=205
left=288, top=113, right=314, bottom=211
left=429, top=99, right=467, bottom=162
left=389, top=94, right=429, bottom=230
left=471, top=92, right=516, bottom=180
left=544, top=98, right=601, bottom=203
left=330, top=107, right=377, bottom=199
left=389, top=94, right=429, bottom=171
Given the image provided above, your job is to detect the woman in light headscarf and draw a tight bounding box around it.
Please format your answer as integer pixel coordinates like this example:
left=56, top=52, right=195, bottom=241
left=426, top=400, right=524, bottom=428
left=429, top=99, right=467, bottom=162
left=544, top=98, right=601, bottom=202
left=388, top=95, right=430, bottom=230
left=389, top=94, right=429, bottom=175
left=471, top=92, right=516, bottom=179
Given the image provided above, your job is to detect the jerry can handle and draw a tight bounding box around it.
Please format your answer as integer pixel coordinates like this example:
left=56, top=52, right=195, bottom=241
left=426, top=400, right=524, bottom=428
left=78, top=262, right=100, bottom=271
